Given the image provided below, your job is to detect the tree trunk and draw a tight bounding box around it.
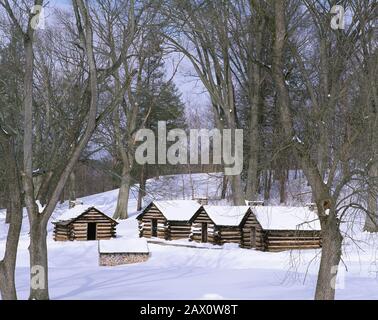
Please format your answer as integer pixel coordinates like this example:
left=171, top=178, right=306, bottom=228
left=364, top=162, right=378, bottom=232
left=315, top=208, right=343, bottom=300
left=68, top=171, right=76, bottom=208
left=137, top=165, right=146, bottom=211
left=264, top=169, right=272, bottom=201
left=36, top=171, right=53, bottom=207
left=28, top=216, right=49, bottom=300
left=230, top=175, right=244, bottom=205
left=0, top=135, right=23, bottom=300
left=245, top=5, right=263, bottom=202
left=279, top=169, right=286, bottom=204
left=221, top=175, right=228, bottom=199
left=113, top=165, right=131, bottom=220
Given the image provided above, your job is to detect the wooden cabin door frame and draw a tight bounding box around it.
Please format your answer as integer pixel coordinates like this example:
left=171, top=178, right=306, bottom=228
left=87, top=222, right=97, bottom=240
left=250, top=227, right=256, bottom=248
left=151, top=219, right=158, bottom=237
left=201, top=222, right=208, bottom=242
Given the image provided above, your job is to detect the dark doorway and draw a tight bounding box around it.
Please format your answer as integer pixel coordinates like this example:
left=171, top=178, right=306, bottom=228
left=87, top=222, right=97, bottom=240
left=151, top=219, right=158, bottom=237
left=250, top=227, right=256, bottom=248
left=201, top=223, right=208, bottom=242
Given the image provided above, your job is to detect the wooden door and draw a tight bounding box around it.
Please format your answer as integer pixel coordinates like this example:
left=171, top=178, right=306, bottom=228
left=202, top=223, right=208, bottom=242
left=151, top=219, right=158, bottom=237
left=87, top=222, right=97, bottom=240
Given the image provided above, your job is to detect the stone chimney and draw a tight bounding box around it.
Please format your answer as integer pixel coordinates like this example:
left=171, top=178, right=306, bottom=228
left=69, top=200, right=84, bottom=209
left=194, top=197, right=208, bottom=205
left=246, top=200, right=265, bottom=206
left=305, top=203, right=317, bottom=211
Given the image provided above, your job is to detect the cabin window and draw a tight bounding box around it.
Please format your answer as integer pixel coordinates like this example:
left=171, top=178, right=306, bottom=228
left=87, top=222, right=97, bottom=240
left=151, top=219, right=158, bottom=237
left=250, top=227, right=256, bottom=248
left=201, top=223, right=208, bottom=242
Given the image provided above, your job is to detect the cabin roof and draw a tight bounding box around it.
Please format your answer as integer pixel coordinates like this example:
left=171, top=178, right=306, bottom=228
left=203, top=205, right=251, bottom=226
left=53, top=205, right=118, bottom=225
left=139, top=200, right=201, bottom=221
left=251, top=206, right=320, bottom=230
left=99, top=238, right=149, bottom=254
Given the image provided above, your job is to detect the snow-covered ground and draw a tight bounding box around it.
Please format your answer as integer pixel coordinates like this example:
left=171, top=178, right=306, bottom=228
left=1, top=173, right=378, bottom=300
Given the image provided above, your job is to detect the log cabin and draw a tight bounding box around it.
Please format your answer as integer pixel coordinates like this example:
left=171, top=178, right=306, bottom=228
left=53, top=206, right=118, bottom=241
left=189, top=205, right=254, bottom=246
left=137, top=200, right=201, bottom=240
left=247, top=206, right=322, bottom=252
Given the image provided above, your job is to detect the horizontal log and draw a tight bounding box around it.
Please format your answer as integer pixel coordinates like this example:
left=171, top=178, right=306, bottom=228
left=267, top=236, right=321, bottom=241
left=266, top=244, right=321, bottom=249
left=265, top=230, right=321, bottom=237
left=169, top=226, right=191, bottom=230
left=267, top=241, right=321, bottom=246
left=54, top=237, right=68, bottom=241
left=219, top=231, right=241, bottom=235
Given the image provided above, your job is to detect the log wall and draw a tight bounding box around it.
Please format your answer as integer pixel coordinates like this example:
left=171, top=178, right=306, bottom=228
left=138, top=204, right=168, bottom=239
left=190, top=208, right=216, bottom=244
left=168, top=223, right=192, bottom=240
left=263, top=230, right=322, bottom=252
left=216, top=226, right=242, bottom=245
left=240, top=212, right=265, bottom=250
left=53, top=224, right=71, bottom=241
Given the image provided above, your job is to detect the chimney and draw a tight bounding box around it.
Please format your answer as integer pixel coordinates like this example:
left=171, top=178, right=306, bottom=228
left=306, top=203, right=317, bottom=211
left=194, top=197, right=208, bottom=205
left=69, top=200, right=83, bottom=209
left=246, top=200, right=265, bottom=206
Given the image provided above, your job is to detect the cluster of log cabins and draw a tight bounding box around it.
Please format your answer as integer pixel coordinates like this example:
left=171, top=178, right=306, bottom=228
left=52, top=200, right=322, bottom=252
left=137, top=200, right=322, bottom=252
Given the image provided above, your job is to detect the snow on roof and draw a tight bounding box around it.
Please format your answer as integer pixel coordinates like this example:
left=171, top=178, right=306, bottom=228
left=252, top=206, right=320, bottom=230
left=54, top=205, right=110, bottom=223
left=99, top=238, right=149, bottom=254
left=153, top=200, right=201, bottom=221
left=203, top=205, right=250, bottom=226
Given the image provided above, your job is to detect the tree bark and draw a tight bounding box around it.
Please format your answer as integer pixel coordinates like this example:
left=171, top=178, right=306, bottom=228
left=364, top=162, right=378, bottom=232
left=113, top=165, right=132, bottom=220
left=0, top=134, right=23, bottom=300
left=245, top=2, right=264, bottom=202
left=28, top=216, right=49, bottom=300
left=68, top=171, right=76, bottom=208
left=264, top=169, right=272, bottom=201
left=315, top=207, right=343, bottom=300
left=137, top=165, right=146, bottom=211
left=279, top=169, right=286, bottom=204
left=221, top=175, right=228, bottom=199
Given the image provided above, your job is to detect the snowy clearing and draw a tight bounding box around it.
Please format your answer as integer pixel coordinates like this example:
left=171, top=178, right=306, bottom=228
left=1, top=173, right=378, bottom=300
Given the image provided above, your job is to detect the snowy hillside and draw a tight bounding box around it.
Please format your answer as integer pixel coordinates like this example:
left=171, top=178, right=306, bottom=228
left=1, top=173, right=378, bottom=300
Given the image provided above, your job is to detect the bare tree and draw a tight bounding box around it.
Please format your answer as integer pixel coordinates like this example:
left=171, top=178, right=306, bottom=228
left=271, top=0, right=377, bottom=299
left=163, top=0, right=244, bottom=204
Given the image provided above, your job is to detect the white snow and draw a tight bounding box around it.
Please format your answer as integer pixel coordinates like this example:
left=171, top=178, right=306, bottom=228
left=292, top=135, right=304, bottom=144
left=99, top=238, right=149, bottom=254
left=54, top=205, right=112, bottom=223
left=203, top=205, right=250, bottom=226
left=153, top=200, right=201, bottom=221
left=252, top=206, right=320, bottom=230
left=1, top=172, right=378, bottom=300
